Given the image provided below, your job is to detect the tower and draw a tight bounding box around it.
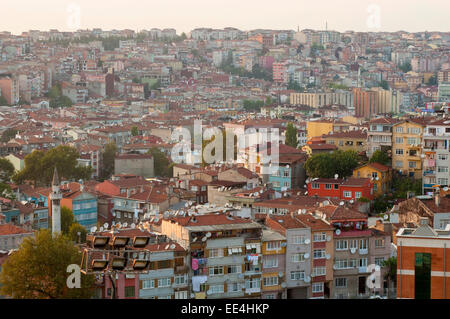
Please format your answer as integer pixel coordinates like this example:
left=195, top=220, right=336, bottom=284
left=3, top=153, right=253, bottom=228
left=50, top=167, right=62, bottom=235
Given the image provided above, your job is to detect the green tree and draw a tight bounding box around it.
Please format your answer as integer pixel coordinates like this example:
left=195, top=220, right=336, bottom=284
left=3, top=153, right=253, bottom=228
left=101, top=142, right=118, bottom=180
left=305, top=150, right=359, bottom=178
left=13, top=146, right=91, bottom=186
left=399, top=62, right=412, bottom=73
left=0, top=229, right=95, bottom=299
left=285, top=123, right=298, bottom=148
left=0, top=158, right=15, bottom=183
left=131, top=126, right=139, bottom=136
left=69, top=223, right=87, bottom=244
left=382, top=256, right=397, bottom=297
left=1, top=128, right=18, bottom=142
left=369, top=150, right=390, bottom=165
left=148, top=147, right=172, bottom=177
left=392, top=174, right=422, bottom=199
left=61, top=206, right=76, bottom=235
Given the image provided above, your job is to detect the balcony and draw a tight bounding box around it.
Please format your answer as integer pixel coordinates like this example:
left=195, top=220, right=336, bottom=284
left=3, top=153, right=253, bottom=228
left=359, top=248, right=368, bottom=255
left=423, top=170, right=436, bottom=176
left=245, top=287, right=261, bottom=294
left=358, top=266, right=368, bottom=273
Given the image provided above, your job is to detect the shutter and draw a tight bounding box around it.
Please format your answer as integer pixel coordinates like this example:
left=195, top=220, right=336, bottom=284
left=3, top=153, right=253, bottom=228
left=139, top=280, right=143, bottom=289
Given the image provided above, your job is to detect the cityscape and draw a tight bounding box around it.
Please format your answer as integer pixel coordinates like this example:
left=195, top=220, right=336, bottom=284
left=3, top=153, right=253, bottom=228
left=0, top=7, right=449, bottom=302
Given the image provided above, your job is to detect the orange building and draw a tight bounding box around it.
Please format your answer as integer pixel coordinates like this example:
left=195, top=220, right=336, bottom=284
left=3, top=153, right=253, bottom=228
left=396, top=217, right=450, bottom=299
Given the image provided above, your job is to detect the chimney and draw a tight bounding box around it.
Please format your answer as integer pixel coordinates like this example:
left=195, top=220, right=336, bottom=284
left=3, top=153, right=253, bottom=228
left=435, top=192, right=441, bottom=207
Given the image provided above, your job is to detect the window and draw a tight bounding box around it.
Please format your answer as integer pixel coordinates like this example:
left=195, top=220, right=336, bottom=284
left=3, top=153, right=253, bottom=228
left=174, top=275, right=186, bottom=285
left=395, top=127, right=403, bottom=133
left=312, top=267, right=326, bottom=277
left=343, top=191, right=352, bottom=198
left=245, top=278, right=261, bottom=289
left=325, top=184, right=332, bottom=190
left=209, top=266, right=224, bottom=276
left=312, top=183, right=320, bottom=189
left=359, top=239, right=368, bottom=250
left=263, top=257, right=278, bottom=268
left=409, top=161, right=417, bottom=168
left=438, top=166, right=449, bottom=173
left=336, top=240, right=348, bottom=251
left=375, top=238, right=385, bottom=248
left=263, top=276, right=278, bottom=287
left=210, top=284, right=224, bottom=294
left=395, top=137, right=403, bottom=144
left=407, top=137, right=420, bottom=145
left=438, top=154, right=448, bottom=161
left=290, top=271, right=305, bottom=281
left=292, top=235, right=305, bottom=244
left=335, top=259, right=348, bottom=269
left=263, top=294, right=276, bottom=299
left=228, top=282, right=240, bottom=292
left=313, top=232, right=326, bottom=242
left=312, top=282, right=324, bottom=293
left=395, top=149, right=403, bottom=156
left=227, top=264, right=241, bottom=274
left=142, top=280, right=155, bottom=289
left=157, top=278, right=171, bottom=288
left=395, top=161, right=403, bottom=168
left=355, top=192, right=362, bottom=199
left=209, top=248, right=224, bottom=258
left=359, top=258, right=368, bottom=267
left=283, top=170, right=290, bottom=177
left=313, top=249, right=326, bottom=259
left=175, top=291, right=188, bottom=299
left=375, top=257, right=385, bottom=267
left=438, top=178, right=448, bottom=185
left=335, top=278, right=347, bottom=288
left=349, top=259, right=357, bottom=268
left=124, top=286, right=135, bottom=298
left=291, top=253, right=305, bottom=263
left=267, top=241, right=281, bottom=250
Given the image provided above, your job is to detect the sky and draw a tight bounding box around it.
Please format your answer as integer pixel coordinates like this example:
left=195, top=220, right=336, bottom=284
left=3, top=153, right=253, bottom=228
left=1, top=0, right=449, bottom=35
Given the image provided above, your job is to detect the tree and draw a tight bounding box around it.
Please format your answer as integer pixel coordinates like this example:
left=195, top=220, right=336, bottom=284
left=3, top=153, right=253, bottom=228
left=69, top=223, right=87, bottom=244
left=378, top=80, right=389, bottom=90
left=305, top=150, right=359, bottom=178
left=392, top=174, right=422, bottom=199
left=148, top=147, right=172, bottom=177
left=131, top=126, right=139, bottom=136
left=399, top=62, right=412, bottom=73
left=13, top=146, right=91, bottom=186
left=382, top=256, right=397, bottom=297
left=61, top=207, right=76, bottom=235
left=0, top=229, right=95, bottom=299
left=369, top=150, right=390, bottom=165
left=101, top=142, right=118, bottom=180
left=0, top=158, right=15, bottom=183
left=285, top=123, right=298, bottom=148
left=1, top=128, right=17, bottom=142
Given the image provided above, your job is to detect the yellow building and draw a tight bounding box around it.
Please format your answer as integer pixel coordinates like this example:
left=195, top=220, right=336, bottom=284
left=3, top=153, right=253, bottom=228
left=353, top=162, right=392, bottom=196
left=392, top=119, right=426, bottom=179
left=261, top=229, right=287, bottom=299
left=321, top=130, right=367, bottom=153
left=306, top=120, right=351, bottom=141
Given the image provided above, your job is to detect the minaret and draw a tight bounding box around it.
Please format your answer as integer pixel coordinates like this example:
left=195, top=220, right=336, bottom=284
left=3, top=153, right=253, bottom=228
left=50, top=167, right=62, bottom=235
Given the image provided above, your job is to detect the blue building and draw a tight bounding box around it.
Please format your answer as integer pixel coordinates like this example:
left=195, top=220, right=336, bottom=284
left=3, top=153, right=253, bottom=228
left=268, top=155, right=306, bottom=192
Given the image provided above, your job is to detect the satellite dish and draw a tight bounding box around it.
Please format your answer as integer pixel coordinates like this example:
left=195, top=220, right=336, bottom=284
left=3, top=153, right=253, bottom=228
left=278, top=272, right=283, bottom=277
left=339, top=201, right=345, bottom=206
left=192, top=237, right=197, bottom=242
left=350, top=248, right=356, bottom=254
left=206, top=232, right=211, bottom=238
left=383, top=214, right=389, bottom=220
left=334, top=174, right=339, bottom=179
left=90, top=226, right=97, bottom=233
left=112, top=212, right=116, bottom=216
left=444, top=187, right=449, bottom=192
left=165, top=244, right=170, bottom=250
left=281, top=282, right=286, bottom=288
left=335, top=229, right=341, bottom=236
left=170, top=244, right=176, bottom=249
left=201, top=236, right=207, bottom=242
left=131, top=223, right=136, bottom=229
left=153, top=217, right=159, bottom=223
left=304, top=253, right=310, bottom=259
left=305, top=239, right=310, bottom=244
left=326, top=254, right=331, bottom=260
left=123, top=222, right=128, bottom=228
left=104, top=223, right=109, bottom=229
left=99, top=226, right=104, bottom=232
left=349, top=200, right=354, bottom=204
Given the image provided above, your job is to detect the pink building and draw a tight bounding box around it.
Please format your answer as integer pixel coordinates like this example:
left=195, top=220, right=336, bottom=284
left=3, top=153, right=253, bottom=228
left=273, top=62, right=288, bottom=84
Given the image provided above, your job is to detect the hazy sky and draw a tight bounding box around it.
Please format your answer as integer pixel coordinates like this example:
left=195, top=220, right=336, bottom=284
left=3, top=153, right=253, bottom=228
left=1, top=0, right=449, bottom=35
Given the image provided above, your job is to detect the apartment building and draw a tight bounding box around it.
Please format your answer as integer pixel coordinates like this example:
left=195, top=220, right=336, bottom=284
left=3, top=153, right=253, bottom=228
left=422, top=118, right=450, bottom=194
left=290, top=91, right=353, bottom=109
left=307, top=177, right=374, bottom=202
left=367, top=117, right=399, bottom=158
left=268, top=154, right=307, bottom=191
left=160, top=213, right=263, bottom=299
left=306, top=119, right=351, bottom=141
left=314, top=206, right=373, bottom=299
left=396, top=217, right=450, bottom=299
left=392, top=119, right=426, bottom=178
left=321, top=130, right=367, bottom=153
left=353, top=163, right=392, bottom=197
left=265, top=214, right=312, bottom=298
left=261, top=229, right=287, bottom=299
left=353, top=88, right=378, bottom=119
left=0, top=75, right=19, bottom=105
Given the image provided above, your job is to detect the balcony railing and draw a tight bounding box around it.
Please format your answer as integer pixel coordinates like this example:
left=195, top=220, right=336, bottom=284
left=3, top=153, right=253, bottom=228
left=358, top=266, right=368, bottom=273
left=359, top=248, right=368, bottom=255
